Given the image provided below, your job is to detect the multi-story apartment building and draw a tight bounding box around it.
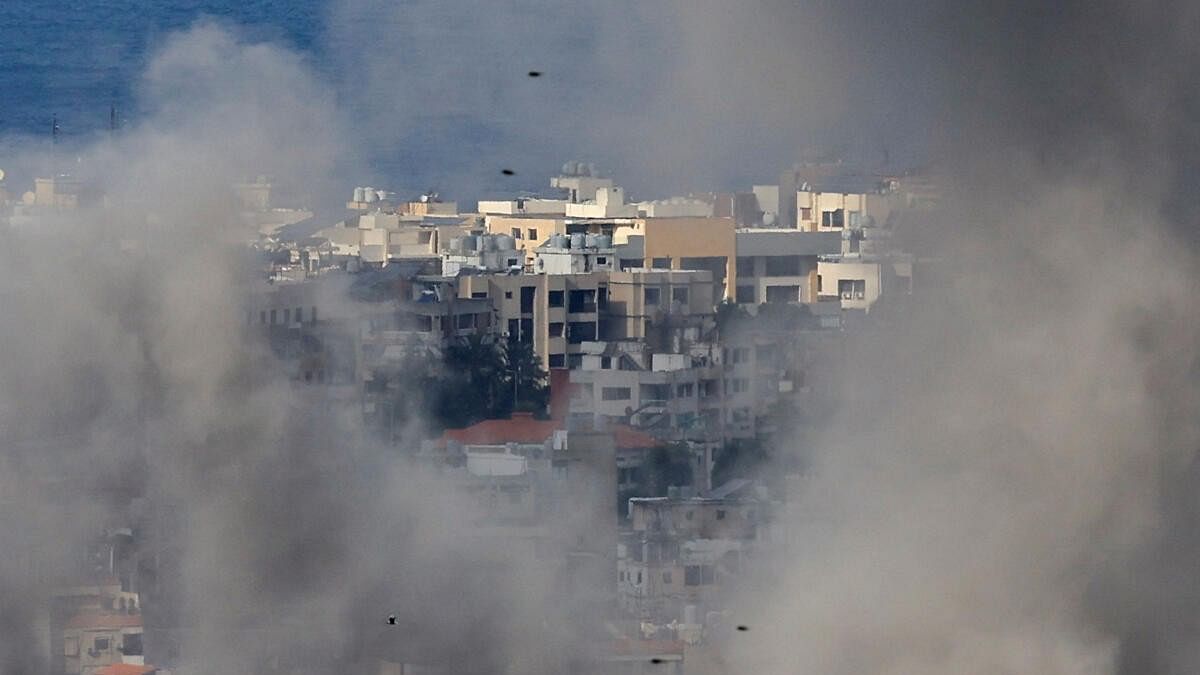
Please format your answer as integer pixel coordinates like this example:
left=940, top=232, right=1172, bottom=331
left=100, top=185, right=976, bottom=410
left=618, top=481, right=764, bottom=623
left=457, top=271, right=606, bottom=370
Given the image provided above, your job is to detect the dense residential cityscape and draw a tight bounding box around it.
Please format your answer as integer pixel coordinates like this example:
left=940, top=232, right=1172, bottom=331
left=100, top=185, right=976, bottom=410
left=0, top=160, right=939, bottom=675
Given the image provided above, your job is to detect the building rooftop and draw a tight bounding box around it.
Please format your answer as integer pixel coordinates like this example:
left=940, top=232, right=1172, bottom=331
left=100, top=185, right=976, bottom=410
left=65, top=611, right=143, bottom=630
left=440, top=413, right=660, bottom=449
left=95, top=666, right=157, bottom=675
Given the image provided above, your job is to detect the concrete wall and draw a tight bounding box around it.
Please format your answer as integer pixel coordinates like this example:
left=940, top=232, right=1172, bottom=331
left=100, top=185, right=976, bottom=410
left=619, top=218, right=737, bottom=300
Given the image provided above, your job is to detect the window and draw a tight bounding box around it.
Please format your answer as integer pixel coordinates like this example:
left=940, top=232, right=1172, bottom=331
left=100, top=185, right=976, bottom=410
left=728, top=378, right=749, bottom=394
left=732, top=348, right=750, bottom=364
left=637, top=572, right=643, bottom=585
left=260, top=310, right=267, bottom=324
left=511, top=227, right=522, bottom=239
left=283, top=308, right=291, bottom=324
left=601, top=356, right=611, bottom=369
left=817, top=274, right=823, bottom=293
left=644, top=287, right=661, bottom=305
left=651, top=257, right=671, bottom=269
left=620, top=571, right=626, bottom=582
left=504, top=290, right=513, bottom=299
left=93, top=637, right=110, bottom=653
left=548, top=290, right=564, bottom=307
left=520, top=286, right=535, bottom=313
left=568, top=353, right=583, bottom=369
left=663, top=571, right=673, bottom=585
left=602, top=387, right=632, bottom=401
left=716, top=509, right=726, bottom=520
left=528, top=228, right=538, bottom=240
left=295, top=307, right=303, bottom=322
left=549, top=354, right=565, bottom=368
left=64, top=636, right=78, bottom=657
left=597, top=285, right=608, bottom=309
left=676, top=383, right=694, bottom=398
left=822, top=209, right=845, bottom=228
left=456, top=314, right=474, bottom=329
left=472, top=291, right=488, bottom=299
left=838, top=279, right=867, bottom=300
left=800, top=206, right=812, bottom=221
left=735, top=285, right=756, bottom=304
left=765, top=285, right=800, bottom=303
left=671, top=286, right=689, bottom=304
left=764, top=255, right=802, bottom=276
left=567, top=321, right=596, bottom=344
left=596, top=256, right=607, bottom=265
left=685, top=565, right=716, bottom=586
left=568, top=289, right=596, bottom=313
left=269, top=309, right=277, bottom=324
left=736, top=257, right=755, bottom=277
left=640, top=383, right=671, bottom=401
left=848, top=210, right=862, bottom=228
left=549, top=322, right=564, bottom=337
left=121, top=633, right=143, bottom=657
left=311, top=306, right=317, bottom=322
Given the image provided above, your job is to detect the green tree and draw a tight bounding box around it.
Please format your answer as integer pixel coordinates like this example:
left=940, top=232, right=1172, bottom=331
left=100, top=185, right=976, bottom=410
left=499, top=336, right=548, bottom=416
left=436, top=334, right=507, bottom=427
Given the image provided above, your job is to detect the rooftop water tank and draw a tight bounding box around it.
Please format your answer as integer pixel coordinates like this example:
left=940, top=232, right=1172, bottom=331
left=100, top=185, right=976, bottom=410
left=596, top=234, right=612, bottom=248
left=376, top=189, right=387, bottom=202
left=353, top=187, right=366, bottom=203
left=462, top=235, right=478, bottom=252
left=484, top=235, right=498, bottom=251
left=570, top=233, right=586, bottom=249
left=584, top=233, right=599, bottom=248
left=495, top=234, right=515, bottom=250
left=448, top=237, right=463, bottom=253
left=364, top=187, right=378, bottom=203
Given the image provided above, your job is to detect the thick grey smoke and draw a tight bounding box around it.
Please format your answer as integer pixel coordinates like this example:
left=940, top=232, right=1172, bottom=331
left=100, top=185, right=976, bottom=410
left=5, top=2, right=1200, bottom=674
left=714, top=2, right=1200, bottom=675
left=0, top=21, right=595, bottom=675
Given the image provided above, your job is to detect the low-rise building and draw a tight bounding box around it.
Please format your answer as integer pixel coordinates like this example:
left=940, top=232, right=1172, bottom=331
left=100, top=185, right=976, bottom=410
left=614, top=218, right=737, bottom=300
left=63, top=601, right=145, bottom=675
left=732, top=228, right=842, bottom=305
left=618, top=481, right=765, bottom=623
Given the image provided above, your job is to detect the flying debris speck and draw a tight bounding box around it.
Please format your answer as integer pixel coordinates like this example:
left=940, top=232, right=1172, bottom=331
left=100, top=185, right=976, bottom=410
left=387, top=615, right=396, bottom=625
left=650, top=658, right=664, bottom=664
left=528, top=71, right=542, bottom=77
left=736, top=625, right=748, bottom=631
left=501, top=169, right=515, bottom=176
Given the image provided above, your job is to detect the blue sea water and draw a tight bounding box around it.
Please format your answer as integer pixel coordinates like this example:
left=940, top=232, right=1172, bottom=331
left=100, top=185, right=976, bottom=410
left=0, top=0, right=325, bottom=141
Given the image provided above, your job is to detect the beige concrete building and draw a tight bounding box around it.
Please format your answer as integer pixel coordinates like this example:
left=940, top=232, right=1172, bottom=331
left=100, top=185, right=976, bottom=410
left=457, top=271, right=606, bottom=370
left=63, top=599, right=144, bottom=675
left=604, top=269, right=716, bottom=345
left=732, top=229, right=842, bottom=305
left=797, top=189, right=892, bottom=232
left=614, top=218, right=737, bottom=300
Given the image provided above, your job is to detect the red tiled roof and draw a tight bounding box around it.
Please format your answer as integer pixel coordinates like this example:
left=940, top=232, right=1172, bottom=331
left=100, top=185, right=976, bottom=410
left=64, top=612, right=143, bottom=630
left=95, top=665, right=156, bottom=675
left=612, top=427, right=661, bottom=449
left=440, top=414, right=662, bottom=449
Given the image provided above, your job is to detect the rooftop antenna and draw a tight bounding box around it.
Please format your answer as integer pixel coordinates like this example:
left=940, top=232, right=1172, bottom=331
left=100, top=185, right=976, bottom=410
left=51, top=114, right=60, bottom=144
left=110, top=105, right=117, bottom=133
